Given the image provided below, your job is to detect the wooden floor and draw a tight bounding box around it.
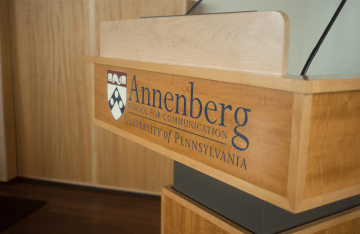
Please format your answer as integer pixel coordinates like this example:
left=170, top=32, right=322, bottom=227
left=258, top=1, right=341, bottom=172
left=0, top=178, right=161, bottom=234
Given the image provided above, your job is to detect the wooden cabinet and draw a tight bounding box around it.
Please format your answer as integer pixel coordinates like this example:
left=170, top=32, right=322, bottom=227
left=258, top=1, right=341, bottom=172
left=9, top=0, right=196, bottom=193
left=162, top=186, right=360, bottom=234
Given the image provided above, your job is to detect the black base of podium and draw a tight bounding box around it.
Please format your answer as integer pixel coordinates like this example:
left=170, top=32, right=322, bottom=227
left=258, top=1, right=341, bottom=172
left=173, top=162, right=360, bottom=234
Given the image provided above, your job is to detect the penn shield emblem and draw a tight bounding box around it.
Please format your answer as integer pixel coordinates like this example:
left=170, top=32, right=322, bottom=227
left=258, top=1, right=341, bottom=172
left=107, top=70, right=127, bottom=120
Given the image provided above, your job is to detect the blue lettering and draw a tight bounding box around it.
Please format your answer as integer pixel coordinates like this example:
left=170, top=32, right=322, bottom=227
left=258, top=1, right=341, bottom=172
left=232, top=107, right=251, bottom=151
left=198, top=143, right=203, bottom=153
left=240, top=159, right=247, bottom=170
left=228, top=153, right=234, bottom=165
left=129, top=75, right=139, bottom=103
left=175, top=94, right=187, bottom=116
left=189, top=82, right=202, bottom=119
left=215, top=148, right=221, bottom=158
left=220, top=152, right=226, bottom=162
left=164, top=92, right=173, bottom=112
left=205, top=101, right=217, bottom=124
left=141, top=87, right=151, bottom=106
left=219, top=103, right=232, bottom=127
left=152, top=89, right=162, bottom=109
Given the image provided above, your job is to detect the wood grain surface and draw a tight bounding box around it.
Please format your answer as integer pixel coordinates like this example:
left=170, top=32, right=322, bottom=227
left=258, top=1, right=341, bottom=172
left=11, top=0, right=195, bottom=193
left=92, top=0, right=194, bottom=192
left=89, top=58, right=360, bottom=213
left=11, top=1, right=93, bottom=182
left=314, top=218, right=360, bottom=234
left=95, top=64, right=294, bottom=197
left=0, top=0, right=17, bottom=182
left=96, top=130, right=174, bottom=192
left=281, top=206, right=360, bottom=234
left=305, top=91, right=360, bottom=198
left=100, top=11, right=290, bottom=75
left=286, top=94, right=312, bottom=211
left=0, top=0, right=8, bottom=182
left=162, top=186, right=360, bottom=234
left=0, top=43, right=5, bottom=181
left=162, top=186, right=251, bottom=234
left=94, top=0, right=195, bottom=56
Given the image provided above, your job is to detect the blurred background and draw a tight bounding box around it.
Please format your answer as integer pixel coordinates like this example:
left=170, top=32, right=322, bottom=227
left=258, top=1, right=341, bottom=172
left=195, top=0, right=360, bottom=75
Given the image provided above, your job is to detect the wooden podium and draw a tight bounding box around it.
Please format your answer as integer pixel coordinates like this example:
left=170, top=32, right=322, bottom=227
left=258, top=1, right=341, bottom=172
left=85, top=11, right=360, bottom=234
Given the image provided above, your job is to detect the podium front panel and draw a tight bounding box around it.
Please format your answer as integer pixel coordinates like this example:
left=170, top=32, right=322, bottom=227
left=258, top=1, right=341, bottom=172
left=87, top=55, right=360, bottom=213
left=94, top=63, right=294, bottom=197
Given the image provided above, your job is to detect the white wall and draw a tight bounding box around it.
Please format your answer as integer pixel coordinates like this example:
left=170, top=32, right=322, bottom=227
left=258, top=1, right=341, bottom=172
left=303, top=0, right=360, bottom=75
left=195, top=0, right=360, bottom=75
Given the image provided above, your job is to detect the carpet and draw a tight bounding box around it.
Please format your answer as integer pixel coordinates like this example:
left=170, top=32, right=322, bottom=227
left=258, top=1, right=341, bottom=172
left=0, top=195, right=47, bottom=232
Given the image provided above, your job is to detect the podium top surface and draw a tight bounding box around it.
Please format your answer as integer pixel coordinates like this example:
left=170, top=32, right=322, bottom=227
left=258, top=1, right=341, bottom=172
left=93, top=11, right=360, bottom=94
left=100, top=11, right=290, bottom=76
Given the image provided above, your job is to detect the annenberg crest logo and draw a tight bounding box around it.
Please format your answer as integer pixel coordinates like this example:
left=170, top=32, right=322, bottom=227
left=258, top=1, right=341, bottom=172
left=107, top=70, right=127, bottom=120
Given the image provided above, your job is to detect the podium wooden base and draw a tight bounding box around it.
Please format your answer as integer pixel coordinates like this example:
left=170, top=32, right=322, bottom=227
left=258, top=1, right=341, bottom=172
left=161, top=186, right=360, bottom=234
